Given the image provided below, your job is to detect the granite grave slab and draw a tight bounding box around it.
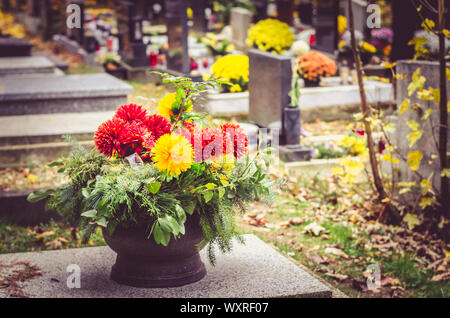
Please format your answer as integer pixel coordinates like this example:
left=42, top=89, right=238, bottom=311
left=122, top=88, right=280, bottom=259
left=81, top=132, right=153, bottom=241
left=0, top=37, right=32, bottom=57
left=0, top=56, right=57, bottom=77
left=0, top=73, right=133, bottom=116
left=0, top=235, right=333, bottom=298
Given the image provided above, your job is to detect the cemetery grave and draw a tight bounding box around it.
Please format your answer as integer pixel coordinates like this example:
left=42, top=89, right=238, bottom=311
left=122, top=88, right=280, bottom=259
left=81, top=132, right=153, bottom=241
left=0, top=0, right=448, bottom=301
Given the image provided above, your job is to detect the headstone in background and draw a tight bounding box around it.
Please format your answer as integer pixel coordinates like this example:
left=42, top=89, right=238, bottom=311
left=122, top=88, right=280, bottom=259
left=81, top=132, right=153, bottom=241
left=230, top=8, right=253, bottom=50
left=249, top=49, right=311, bottom=161
left=251, top=0, right=268, bottom=21
left=344, top=0, right=368, bottom=37
left=297, top=1, right=313, bottom=25
left=165, top=0, right=190, bottom=74
left=64, top=0, right=85, bottom=45
left=190, top=0, right=207, bottom=33
left=312, top=0, right=339, bottom=54
left=117, top=0, right=148, bottom=67
left=276, top=0, right=294, bottom=25
left=39, top=0, right=63, bottom=41
left=24, top=0, right=41, bottom=34
left=248, top=49, right=292, bottom=128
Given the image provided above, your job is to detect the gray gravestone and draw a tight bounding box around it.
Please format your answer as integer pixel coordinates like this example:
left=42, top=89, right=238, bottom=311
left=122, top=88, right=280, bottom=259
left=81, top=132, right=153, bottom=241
left=391, top=60, right=450, bottom=197
left=344, top=0, right=368, bottom=37
left=0, top=56, right=57, bottom=77
left=64, top=0, right=85, bottom=45
left=165, top=0, right=190, bottom=74
left=230, top=7, right=253, bottom=50
left=276, top=0, right=294, bottom=25
left=248, top=49, right=292, bottom=128
left=312, top=0, right=339, bottom=54
left=251, top=0, right=268, bottom=21
left=190, top=0, right=207, bottom=33
left=24, top=0, right=41, bottom=34
left=0, top=73, right=133, bottom=116
left=249, top=49, right=311, bottom=161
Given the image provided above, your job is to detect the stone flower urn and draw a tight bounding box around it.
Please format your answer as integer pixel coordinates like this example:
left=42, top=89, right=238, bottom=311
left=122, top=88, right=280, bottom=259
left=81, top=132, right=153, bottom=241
left=102, top=213, right=206, bottom=288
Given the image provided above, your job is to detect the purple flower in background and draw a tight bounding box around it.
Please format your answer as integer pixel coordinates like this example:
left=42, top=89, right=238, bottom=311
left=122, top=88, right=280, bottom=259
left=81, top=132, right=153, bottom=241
left=371, top=28, right=394, bottom=44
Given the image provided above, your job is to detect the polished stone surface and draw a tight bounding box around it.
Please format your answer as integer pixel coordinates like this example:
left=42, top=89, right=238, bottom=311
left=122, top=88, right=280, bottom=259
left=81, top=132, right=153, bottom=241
left=0, top=56, right=56, bottom=76
left=0, top=74, right=132, bottom=116
left=0, top=235, right=332, bottom=298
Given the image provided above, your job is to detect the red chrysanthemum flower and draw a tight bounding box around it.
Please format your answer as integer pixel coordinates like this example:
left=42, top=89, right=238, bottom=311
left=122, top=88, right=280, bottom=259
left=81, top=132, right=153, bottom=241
left=114, top=104, right=148, bottom=123
left=200, top=128, right=228, bottom=161
left=119, top=121, right=155, bottom=157
left=94, top=117, right=128, bottom=157
left=144, top=114, right=172, bottom=140
left=221, top=123, right=249, bottom=159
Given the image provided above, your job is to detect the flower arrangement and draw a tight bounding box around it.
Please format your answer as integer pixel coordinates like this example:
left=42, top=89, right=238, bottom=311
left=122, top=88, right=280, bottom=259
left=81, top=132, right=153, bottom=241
left=209, top=55, right=249, bottom=93
left=199, top=32, right=235, bottom=56
left=291, top=40, right=310, bottom=57
left=246, top=19, right=294, bottom=54
left=296, top=50, right=337, bottom=86
left=96, top=52, right=122, bottom=69
left=28, top=74, right=272, bottom=264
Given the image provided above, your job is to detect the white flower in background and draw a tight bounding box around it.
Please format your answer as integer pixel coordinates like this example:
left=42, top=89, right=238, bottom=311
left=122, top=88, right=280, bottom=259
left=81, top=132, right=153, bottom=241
left=291, top=40, right=310, bottom=57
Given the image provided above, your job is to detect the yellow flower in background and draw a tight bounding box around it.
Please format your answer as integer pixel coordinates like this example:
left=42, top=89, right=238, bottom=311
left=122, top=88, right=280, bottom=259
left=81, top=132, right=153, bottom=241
left=187, top=7, right=193, bottom=20
left=157, top=93, right=192, bottom=119
left=360, top=41, right=377, bottom=53
left=230, top=84, right=242, bottom=93
left=27, top=174, right=38, bottom=184
left=338, top=15, right=347, bottom=35
left=211, top=55, right=248, bottom=93
left=152, top=134, right=193, bottom=176
left=246, top=19, right=294, bottom=54
left=202, top=73, right=212, bottom=81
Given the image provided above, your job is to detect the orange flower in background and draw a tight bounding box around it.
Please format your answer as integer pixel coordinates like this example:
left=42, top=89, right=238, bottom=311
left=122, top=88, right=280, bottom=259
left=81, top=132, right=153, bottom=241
left=296, top=50, right=337, bottom=83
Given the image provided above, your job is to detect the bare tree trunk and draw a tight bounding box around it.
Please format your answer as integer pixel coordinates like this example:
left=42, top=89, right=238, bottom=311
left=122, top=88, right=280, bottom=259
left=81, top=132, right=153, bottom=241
left=437, top=0, right=449, bottom=219
left=347, top=0, right=401, bottom=224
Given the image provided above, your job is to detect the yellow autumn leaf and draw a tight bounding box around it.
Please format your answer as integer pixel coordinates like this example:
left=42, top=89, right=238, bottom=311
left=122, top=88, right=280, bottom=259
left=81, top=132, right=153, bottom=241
left=417, top=89, right=434, bottom=101
left=422, top=109, right=434, bottom=120
left=398, top=98, right=410, bottom=114
left=407, top=120, right=420, bottom=131
left=407, top=130, right=423, bottom=148
left=421, top=18, right=435, bottom=30
left=407, top=151, right=423, bottom=171
left=419, top=197, right=435, bottom=210
left=403, top=213, right=420, bottom=230
left=420, top=179, right=432, bottom=195
left=444, top=29, right=450, bottom=39
left=381, top=153, right=399, bottom=164
left=441, top=168, right=450, bottom=178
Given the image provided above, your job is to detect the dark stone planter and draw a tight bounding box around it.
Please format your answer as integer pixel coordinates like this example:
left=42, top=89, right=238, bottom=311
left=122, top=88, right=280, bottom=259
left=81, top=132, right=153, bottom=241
left=104, top=63, right=128, bottom=80
left=282, top=106, right=301, bottom=145
left=102, top=213, right=206, bottom=288
left=303, top=79, right=320, bottom=87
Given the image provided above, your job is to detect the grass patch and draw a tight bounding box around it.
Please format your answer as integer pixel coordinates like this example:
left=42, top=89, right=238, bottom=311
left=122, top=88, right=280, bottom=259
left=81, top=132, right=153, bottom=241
left=0, top=218, right=105, bottom=254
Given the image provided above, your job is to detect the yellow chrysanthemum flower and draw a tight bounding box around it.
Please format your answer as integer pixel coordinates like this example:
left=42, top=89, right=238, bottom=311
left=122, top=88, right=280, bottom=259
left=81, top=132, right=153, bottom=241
left=338, top=15, right=347, bottom=35
left=211, top=55, right=249, bottom=83
left=246, top=19, right=294, bottom=54
left=157, top=93, right=193, bottom=119
left=229, top=84, right=242, bottom=93
left=152, top=134, right=193, bottom=176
